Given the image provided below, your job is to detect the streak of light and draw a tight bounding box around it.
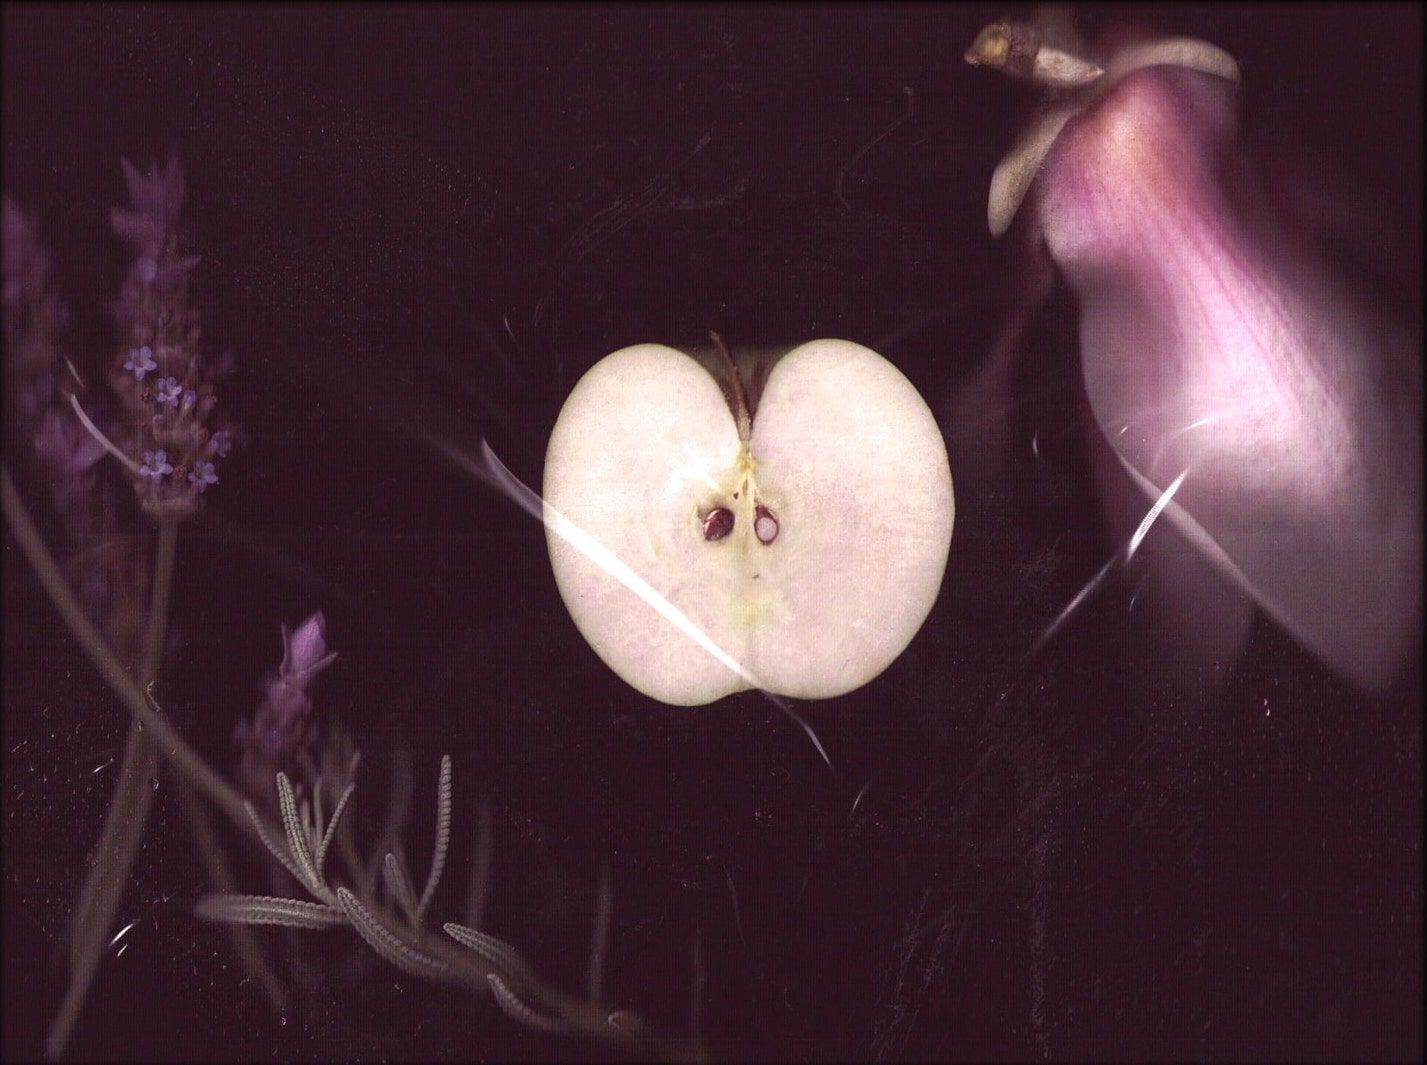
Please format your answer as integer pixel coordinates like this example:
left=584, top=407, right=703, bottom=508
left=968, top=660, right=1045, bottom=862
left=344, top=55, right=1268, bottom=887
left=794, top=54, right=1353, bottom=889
left=836, top=87, right=915, bottom=211
left=1147, top=412, right=1224, bottom=471
left=1128, top=574, right=1148, bottom=615
left=1127, top=469, right=1189, bottom=558
left=466, top=439, right=763, bottom=692
left=68, top=394, right=140, bottom=474
left=429, top=434, right=833, bottom=771
left=724, top=868, right=749, bottom=952
left=108, top=920, right=136, bottom=949
left=1031, top=469, right=1189, bottom=655
left=1030, top=553, right=1119, bottom=657
left=848, top=776, right=875, bottom=820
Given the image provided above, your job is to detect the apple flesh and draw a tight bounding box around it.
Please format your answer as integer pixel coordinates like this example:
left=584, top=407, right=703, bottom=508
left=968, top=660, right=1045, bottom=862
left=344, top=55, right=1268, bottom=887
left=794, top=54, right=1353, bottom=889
left=542, top=339, right=955, bottom=706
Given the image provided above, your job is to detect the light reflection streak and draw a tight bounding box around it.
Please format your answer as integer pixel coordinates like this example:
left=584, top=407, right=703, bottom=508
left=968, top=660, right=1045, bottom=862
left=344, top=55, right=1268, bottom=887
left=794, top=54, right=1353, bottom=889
left=1031, top=469, right=1190, bottom=655
left=425, top=433, right=833, bottom=770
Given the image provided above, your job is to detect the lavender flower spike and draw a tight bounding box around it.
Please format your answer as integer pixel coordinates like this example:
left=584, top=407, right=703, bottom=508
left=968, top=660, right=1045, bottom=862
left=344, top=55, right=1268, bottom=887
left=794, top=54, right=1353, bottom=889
left=237, top=612, right=337, bottom=808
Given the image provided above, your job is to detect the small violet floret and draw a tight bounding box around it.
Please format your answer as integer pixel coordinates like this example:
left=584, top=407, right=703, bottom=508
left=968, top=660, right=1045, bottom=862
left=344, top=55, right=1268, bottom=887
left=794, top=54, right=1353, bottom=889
left=124, top=345, right=157, bottom=381
left=188, top=460, right=218, bottom=491
left=154, top=376, right=183, bottom=407
left=139, top=449, right=172, bottom=480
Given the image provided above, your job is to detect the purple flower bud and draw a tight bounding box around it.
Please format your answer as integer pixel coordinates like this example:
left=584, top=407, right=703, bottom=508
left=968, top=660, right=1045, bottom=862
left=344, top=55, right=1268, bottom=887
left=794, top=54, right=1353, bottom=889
left=234, top=610, right=337, bottom=805
left=1031, top=45, right=1422, bottom=689
left=124, top=345, right=157, bottom=380
left=279, top=611, right=337, bottom=690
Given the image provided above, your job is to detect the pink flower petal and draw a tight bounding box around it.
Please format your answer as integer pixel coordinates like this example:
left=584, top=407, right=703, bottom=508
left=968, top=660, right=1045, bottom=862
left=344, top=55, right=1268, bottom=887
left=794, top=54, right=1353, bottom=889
left=1037, top=61, right=1422, bottom=689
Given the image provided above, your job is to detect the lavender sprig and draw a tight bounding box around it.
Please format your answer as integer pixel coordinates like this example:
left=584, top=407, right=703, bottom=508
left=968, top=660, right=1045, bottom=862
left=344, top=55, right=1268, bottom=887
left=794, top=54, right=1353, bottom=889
left=106, top=153, right=233, bottom=519
left=236, top=612, right=339, bottom=810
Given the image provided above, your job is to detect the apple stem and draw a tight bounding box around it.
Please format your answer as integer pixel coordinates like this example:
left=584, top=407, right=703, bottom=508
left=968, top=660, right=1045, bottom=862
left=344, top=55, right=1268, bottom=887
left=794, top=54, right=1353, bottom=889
left=709, top=330, right=752, bottom=441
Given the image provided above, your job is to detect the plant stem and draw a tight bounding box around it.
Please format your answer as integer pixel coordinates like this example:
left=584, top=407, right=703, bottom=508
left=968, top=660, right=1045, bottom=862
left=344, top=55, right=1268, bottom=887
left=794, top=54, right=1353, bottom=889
left=5, top=470, right=289, bottom=1051
left=2, top=470, right=249, bottom=824
left=709, top=330, right=752, bottom=440
left=47, top=515, right=177, bottom=1058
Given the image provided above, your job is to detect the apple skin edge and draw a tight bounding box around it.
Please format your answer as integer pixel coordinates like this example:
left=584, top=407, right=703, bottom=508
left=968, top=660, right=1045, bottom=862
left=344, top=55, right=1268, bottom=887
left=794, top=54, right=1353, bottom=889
left=542, top=340, right=955, bottom=706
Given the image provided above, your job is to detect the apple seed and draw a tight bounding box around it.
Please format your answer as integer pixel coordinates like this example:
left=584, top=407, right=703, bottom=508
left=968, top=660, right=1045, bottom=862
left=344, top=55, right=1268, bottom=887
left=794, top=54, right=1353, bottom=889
left=703, top=507, right=735, bottom=542
left=754, top=504, right=778, bottom=545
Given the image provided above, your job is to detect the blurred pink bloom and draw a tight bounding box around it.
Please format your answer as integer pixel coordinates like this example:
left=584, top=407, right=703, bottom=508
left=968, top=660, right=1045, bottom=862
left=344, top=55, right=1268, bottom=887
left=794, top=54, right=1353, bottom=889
left=1034, top=52, right=1422, bottom=688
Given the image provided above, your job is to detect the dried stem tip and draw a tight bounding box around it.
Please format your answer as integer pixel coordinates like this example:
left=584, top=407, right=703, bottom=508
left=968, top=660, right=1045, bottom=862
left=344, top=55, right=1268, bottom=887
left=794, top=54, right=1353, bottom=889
left=709, top=330, right=752, bottom=441
left=965, top=21, right=1104, bottom=89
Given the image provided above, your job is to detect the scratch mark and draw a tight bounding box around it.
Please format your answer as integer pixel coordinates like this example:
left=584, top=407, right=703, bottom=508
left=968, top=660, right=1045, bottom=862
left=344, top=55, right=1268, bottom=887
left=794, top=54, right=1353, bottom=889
left=1029, top=833, right=1051, bottom=1059
left=108, top=920, right=136, bottom=949
left=1128, top=573, right=1148, bottom=616
left=688, top=931, right=705, bottom=1039
left=1031, top=470, right=1189, bottom=655
left=848, top=776, right=875, bottom=821
left=836, top=87, right=915, bottom=211
left=1127, top=468, right=1189, bottom=559
left=724, top=868, right=749, bottom=953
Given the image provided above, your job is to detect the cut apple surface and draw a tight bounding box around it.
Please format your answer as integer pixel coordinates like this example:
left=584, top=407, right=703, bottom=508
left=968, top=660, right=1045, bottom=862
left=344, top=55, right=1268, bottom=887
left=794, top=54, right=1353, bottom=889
left=542, top=339, right=955, bottom=706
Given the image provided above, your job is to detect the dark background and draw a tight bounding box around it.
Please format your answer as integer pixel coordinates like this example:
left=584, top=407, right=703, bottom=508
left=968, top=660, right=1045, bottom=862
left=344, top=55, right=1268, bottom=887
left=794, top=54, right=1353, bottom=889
left=3, top=4, right=1421, bottom=1061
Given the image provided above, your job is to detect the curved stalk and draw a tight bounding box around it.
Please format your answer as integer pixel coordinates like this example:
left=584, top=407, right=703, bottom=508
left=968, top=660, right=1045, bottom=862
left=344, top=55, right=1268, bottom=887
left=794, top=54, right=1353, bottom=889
left=47, top=515, right=176, bottom=1058
left=3, top=470, right=249, bottom=823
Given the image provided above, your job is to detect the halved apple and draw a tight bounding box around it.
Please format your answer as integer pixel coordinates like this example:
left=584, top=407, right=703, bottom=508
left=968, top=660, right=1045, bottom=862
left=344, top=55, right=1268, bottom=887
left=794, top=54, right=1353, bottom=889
left=543, top=338, right=954, bottom=706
